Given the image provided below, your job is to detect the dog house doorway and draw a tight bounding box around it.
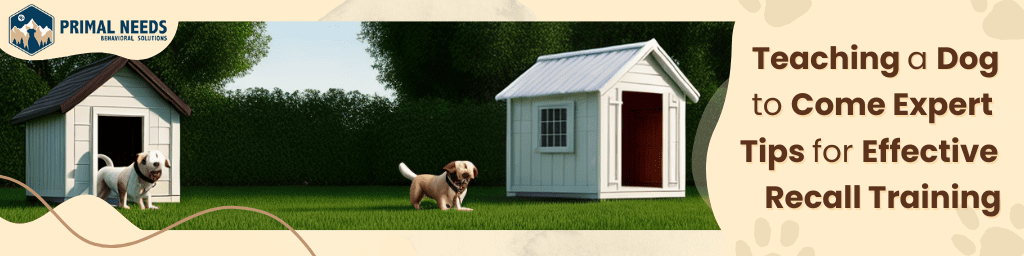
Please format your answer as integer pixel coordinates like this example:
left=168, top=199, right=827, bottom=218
left=97, top=116, right=144, bottom=168
left=621, top=91, right=663, bottom=188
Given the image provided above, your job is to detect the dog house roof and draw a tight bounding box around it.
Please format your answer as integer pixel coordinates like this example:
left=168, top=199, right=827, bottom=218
left=494, top=39, right=700, bottom=102
left=10, top=55, right=192, bottom=125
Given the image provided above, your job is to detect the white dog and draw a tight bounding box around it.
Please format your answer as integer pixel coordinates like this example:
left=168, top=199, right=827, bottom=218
left=95, top=150, right=167, bottom=209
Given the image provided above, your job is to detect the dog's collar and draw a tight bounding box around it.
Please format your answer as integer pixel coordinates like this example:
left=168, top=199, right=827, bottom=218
left=445, top=173, right=465, bottom=194
left=134, top=162, right=156, bottom=184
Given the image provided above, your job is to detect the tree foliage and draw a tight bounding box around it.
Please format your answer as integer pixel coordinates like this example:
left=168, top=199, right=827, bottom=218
left=359, top=22, right=732, bottom=103
left=359, top=22, right=573, bottom=103
left=143, top=22, right=271, bottom=94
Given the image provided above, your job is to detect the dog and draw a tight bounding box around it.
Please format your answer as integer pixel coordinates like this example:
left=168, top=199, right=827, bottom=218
left=95, top=150, right=168, bottom=209
left=399, top=161, right=477, bottom=211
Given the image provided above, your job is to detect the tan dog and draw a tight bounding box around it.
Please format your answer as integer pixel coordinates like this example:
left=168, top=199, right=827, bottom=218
left=95, top=150, right=167, bottom=209
left=399, top=161, right=478, bottom=211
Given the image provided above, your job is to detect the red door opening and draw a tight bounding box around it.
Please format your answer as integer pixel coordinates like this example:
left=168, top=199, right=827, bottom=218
left=621, top=91, right=662, bottom=188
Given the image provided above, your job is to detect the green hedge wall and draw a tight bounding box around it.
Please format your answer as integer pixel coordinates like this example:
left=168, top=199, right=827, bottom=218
left=179, top=88, right=507, bottom=186
left=0, top=55, right=51, bottom=186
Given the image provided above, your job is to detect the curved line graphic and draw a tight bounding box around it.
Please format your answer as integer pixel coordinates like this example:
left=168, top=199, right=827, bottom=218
left=0, top=175, right=315, bottom=256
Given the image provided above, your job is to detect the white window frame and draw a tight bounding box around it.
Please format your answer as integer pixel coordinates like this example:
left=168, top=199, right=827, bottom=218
left=533, top=100, right=574, bottom=153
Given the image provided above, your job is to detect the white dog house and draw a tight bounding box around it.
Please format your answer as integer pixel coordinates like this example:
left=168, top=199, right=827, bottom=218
left=495, top=39, right=700, bottom=199
left=10, top=55, right=191, bottom=203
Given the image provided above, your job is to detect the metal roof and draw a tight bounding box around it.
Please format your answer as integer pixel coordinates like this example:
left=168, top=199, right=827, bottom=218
left=494, top=39, right=700, bottom=102
left=10, top=56, right=192, bottom=124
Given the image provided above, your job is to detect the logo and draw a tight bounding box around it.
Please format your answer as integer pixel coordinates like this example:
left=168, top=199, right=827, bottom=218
left=9, top=5, right=53, bottom=56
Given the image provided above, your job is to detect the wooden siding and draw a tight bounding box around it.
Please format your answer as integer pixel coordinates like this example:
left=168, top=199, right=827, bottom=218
left=597, top=54, right=687, bottom=193
left=508, top=92, right=599, bottom=193
left=25, top=113, right=65, bottom=197
left=67, top=67, right=180, bottom=200
left=622, top=56, right=674, bottom=88
left=170, top=111, right=181, bottom=197
left=66, top=107, right=91, bottom=197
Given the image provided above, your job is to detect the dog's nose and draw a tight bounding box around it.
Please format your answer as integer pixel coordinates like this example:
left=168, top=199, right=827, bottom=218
left=462, top=173, right=469, bottom=179
left=153, top=162, right=159, bottom=167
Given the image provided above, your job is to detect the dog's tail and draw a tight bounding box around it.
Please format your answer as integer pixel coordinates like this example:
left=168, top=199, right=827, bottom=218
left=97, top=154, right=114, bottom=169
left=398, top=162, right=418, bottom=180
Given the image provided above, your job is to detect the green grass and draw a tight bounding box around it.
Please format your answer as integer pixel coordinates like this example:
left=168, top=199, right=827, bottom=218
left=0, top=186, right=719, bottom=230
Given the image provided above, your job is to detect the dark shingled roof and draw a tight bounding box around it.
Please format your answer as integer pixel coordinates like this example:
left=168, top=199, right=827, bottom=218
left=10, top=56, right=192, bottom=125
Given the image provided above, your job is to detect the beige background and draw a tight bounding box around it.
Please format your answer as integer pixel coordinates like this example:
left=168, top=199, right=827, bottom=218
left=4, top=0, right=1022, bottom=255
left=710, top=0, right=1023, bottom=255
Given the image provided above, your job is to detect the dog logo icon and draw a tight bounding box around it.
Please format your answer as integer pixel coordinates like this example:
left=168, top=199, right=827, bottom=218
left=9, top=5, right=54, bottom=56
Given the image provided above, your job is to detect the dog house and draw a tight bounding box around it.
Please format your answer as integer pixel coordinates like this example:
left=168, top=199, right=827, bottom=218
left=10, top=55, right=191, bottom=203
left=495, top=39, right=700, bottom=199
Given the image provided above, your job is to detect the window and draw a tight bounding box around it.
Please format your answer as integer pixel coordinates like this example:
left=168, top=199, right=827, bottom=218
left=540, top=108, right=567, bottom=147
left=534, top=101, right=574, bottom=153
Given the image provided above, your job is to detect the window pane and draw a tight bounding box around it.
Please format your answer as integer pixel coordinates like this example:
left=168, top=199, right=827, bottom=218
left=541, top=121, right=548, bottom=134
left=541, top=135, right=548, bottom=147
left=547, top=135, right=553, bottom=147
left=558, top=135, right=566, bottom=147
left=547, top=122, right=554, bottom=135
left=554, top=121, right=560, bottom=133
left=558, top=109, right=566, bottom=120
left=542, top=109, right=548, bottom=121
left=559, top=122, right=566, bottom=134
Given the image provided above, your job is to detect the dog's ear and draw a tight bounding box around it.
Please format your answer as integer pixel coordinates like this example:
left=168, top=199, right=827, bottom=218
left=164, top=159, right=171, bottom=168
left=136, top=153, right=147, bottom=165
left=473, top=166, right=479, bottom=178
left=444, top=161, right=458, bottom=174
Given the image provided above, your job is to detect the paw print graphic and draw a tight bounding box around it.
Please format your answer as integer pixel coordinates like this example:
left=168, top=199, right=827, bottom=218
left=736, top=218, right=815, bottom=256
left=736, top=0, right=812, bottom=27
left=973, top=0, right=1024, bottom=40
left=951, top=204, right=1024, bottom=255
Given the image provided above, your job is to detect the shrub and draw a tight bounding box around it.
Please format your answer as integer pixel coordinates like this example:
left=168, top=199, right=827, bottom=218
left=180, top=88, right=506, bottom=186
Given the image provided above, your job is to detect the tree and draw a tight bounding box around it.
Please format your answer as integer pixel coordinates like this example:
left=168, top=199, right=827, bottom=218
left=359, top=22, right=732, bottom=105
left=21, top=53, right=110, bottom=88
left=143, top=22, right=271, bottom=97
left=359, top=22, right=574, bottom=103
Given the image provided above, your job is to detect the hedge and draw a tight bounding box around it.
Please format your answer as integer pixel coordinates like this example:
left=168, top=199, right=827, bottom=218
left=179, top=88, right=507, bottom=186
left=0, top=55, right=51, bottom=187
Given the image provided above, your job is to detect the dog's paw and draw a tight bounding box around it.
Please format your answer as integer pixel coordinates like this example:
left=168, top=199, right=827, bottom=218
left=459, top=207, right=474, bottom=212
left=120, top=205, right=131, bottom=209
left=148, top=205, right=160, bottom=210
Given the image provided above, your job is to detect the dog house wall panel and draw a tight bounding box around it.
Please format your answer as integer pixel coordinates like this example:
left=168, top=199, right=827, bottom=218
left=66, top=107, right=91, bottom=198
left=498, top=39, right=700, bottom=199
left=24, top=114, right=66, bottom=199
left=600, top=56, right=689, bottom=193
left=507, top=93, right=600, bottom=195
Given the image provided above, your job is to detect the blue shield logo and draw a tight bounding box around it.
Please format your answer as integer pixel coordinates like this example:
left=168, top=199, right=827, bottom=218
left=9, top=5, right=54, bottom=56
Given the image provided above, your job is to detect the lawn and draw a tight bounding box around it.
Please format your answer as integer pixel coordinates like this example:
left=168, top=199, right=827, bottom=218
left=0, top=186, right=719, bottom=230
